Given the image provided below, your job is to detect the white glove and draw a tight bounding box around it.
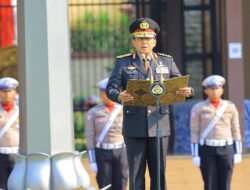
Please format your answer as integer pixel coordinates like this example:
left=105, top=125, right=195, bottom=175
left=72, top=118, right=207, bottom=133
left=89, top=162, right=98, bottom=173
left=234, top=154, right=242, bottom=164
left=192, top=156, right=201, bottom=167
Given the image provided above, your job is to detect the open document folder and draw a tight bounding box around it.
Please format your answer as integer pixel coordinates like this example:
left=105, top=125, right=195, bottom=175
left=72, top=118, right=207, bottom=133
left=124, top=75, right=190, bottom=106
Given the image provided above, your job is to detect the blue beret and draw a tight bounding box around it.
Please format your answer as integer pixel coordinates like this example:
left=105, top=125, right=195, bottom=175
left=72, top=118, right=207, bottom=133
left=202, top=75, right=225, bottom=88
left=96, top=78, right=109, bottom=91
left=0, top=77, right=18, bottom=90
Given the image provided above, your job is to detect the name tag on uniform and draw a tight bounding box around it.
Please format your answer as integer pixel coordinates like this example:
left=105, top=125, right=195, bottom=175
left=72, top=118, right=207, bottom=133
left=156, top=67, right=169, bottom=74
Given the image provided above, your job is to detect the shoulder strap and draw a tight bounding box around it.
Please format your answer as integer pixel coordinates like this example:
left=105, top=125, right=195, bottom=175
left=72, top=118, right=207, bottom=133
left=116, top=53, right=132, bottom=59
left=200, top=102, right=228, bottom=141
left=0, top=109, right=19, bottom=139
left=96, top=105, right=122, bottom=148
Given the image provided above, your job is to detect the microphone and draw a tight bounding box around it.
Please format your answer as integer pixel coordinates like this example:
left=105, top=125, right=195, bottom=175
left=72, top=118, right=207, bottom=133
left=141, top=54, right=154, bottom=84
left=149, top=53, right=164, bottom=84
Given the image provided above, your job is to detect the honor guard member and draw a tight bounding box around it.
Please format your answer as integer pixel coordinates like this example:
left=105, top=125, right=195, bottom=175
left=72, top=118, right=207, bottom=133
left=0, top=77, right=19, bottom=190
left=106, top=17, right=193, bottom=190
left=190, top=75, right=242, bottom=190
left=86, top=78, right=128, bottom=190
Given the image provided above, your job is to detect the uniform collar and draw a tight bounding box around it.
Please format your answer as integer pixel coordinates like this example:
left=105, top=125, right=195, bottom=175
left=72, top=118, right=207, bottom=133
left=137, top=53, right=151, bottom=63
left=1, top=102, right=15, bottom=113
left=206, top=98, right=224, bottom=107
left=131, top=52, right=147, bottom=75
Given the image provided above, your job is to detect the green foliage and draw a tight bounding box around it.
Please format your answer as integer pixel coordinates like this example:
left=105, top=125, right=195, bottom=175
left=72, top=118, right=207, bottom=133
left=70, top=12, right=134, bottom=56
left=74, top=111, right=87, bottom=151
left=73, top=94, right=87, bottom=151
left=75, top=138, right=87, bottom=152
left=74, top=111, right=86, bottom=139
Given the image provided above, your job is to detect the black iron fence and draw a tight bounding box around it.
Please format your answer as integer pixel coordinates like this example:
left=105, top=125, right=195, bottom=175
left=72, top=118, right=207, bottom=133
left=69, top=1, right=134, bottom=101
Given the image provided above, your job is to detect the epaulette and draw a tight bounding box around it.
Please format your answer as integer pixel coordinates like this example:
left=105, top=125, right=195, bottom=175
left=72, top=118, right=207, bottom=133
left=116, top=53, right=132, bottom=59
left=157, top=53, right=172, bottom=58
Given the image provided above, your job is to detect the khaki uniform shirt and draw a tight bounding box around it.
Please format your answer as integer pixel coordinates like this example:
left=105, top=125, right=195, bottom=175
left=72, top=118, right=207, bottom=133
left=86, top=103, right=123, bottom=149
left=190, top=99, right=241, bottom=143
left=0, top=104, right=19, bottom=147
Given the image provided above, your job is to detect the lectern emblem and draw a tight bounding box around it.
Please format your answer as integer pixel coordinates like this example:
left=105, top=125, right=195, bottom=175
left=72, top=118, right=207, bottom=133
left=152, top=84, right=164, bottom=95
left=150, top=81, right=166, bottom=98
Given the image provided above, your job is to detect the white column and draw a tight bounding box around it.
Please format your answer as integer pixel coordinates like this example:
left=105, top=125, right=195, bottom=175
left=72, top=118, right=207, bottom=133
left=17, top=0, right=74, bottom=155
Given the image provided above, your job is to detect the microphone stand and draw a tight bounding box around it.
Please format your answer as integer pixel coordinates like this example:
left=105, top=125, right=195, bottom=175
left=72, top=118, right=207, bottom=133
left=150, top=53, right=165, bottom=190
left=156, top=95, right=161, bottom=190
left=143, top=54, right=165, bottom=190
left=149, top=81, right=165, bottom=190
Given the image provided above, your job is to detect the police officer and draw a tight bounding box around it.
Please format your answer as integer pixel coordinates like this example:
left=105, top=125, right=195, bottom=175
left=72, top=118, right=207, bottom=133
left=190, top=75, right=242, bottom=190
left=106, top=18, right=193, bottom=190
left=86, top=78, right=128, bottom=190
left=0, top=77, right=19, bottom=190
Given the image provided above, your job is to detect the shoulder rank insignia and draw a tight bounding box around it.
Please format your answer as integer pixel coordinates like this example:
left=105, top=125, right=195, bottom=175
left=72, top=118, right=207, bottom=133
left=117, top=53, right=132, bottom=59
left=157, top=53, right=172, bottom=58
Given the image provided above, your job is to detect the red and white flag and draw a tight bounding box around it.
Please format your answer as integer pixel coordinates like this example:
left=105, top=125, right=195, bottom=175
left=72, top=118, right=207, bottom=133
left=0, top=0, right=17, bottom=48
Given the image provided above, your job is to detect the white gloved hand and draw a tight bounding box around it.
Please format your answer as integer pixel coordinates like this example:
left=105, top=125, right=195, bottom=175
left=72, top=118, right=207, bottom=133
left=192, top=156, right=201, bottom=167
left=89, top=162, right=98, bottom=173
left=234, top=154, right=242, bottom=164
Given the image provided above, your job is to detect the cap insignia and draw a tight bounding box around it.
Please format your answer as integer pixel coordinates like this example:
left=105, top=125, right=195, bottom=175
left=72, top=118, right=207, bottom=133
left=140, top=21, right=149, bottom=30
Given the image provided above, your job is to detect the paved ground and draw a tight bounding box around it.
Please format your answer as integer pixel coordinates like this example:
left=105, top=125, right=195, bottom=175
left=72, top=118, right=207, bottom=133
left=79, top=154, right=250, bottom=190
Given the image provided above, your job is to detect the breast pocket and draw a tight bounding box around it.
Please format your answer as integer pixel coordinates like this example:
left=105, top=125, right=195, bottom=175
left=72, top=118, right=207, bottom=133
left=201, top=111, right=211, bottom=119
left=94, top=115, right=106, bottom=126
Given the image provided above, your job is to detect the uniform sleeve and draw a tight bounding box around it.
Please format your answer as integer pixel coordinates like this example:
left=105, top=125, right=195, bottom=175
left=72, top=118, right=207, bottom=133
left=106, top=58, right=123, bottom=103
left=169, top=57, right=194, bottom=97
left=85, top=110, right=96, bottom=149
left=190, top=105, right=201, bottom=143
left=231, top=104, right=241, bottom=141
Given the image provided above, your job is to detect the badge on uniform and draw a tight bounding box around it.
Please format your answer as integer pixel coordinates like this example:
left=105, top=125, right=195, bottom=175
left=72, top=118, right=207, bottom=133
left=126, top=66, right=138, bottom=74
left=156, top=67, right=169, bottom=74
left=127, top=66, right=136, bottom=70
left=191, top=111, right=195, bottom=118
left=86, top=114, right=92, bottom=121
left=201, top=113, right=210, bottom=118
left=97, top=118, right=105, bottom=124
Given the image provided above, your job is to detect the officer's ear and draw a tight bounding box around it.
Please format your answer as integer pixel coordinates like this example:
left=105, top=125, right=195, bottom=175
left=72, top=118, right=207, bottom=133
left=204, top=88, right=208, bottom=95
left=153, top=39, right=157, bottom=47
left=131, top=38, right=136, bottom=47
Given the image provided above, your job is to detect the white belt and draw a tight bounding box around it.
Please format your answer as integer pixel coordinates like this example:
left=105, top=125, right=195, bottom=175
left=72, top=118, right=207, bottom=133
left=0, top=146, right=19, bottom=154
left=99, top=142, right=125, bottom=150
left=200, top=139, right=233, bottom=147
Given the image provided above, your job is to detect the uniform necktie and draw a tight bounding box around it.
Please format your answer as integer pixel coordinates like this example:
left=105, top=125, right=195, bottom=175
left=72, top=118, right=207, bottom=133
left=143, top=59, right=149, bottom=72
